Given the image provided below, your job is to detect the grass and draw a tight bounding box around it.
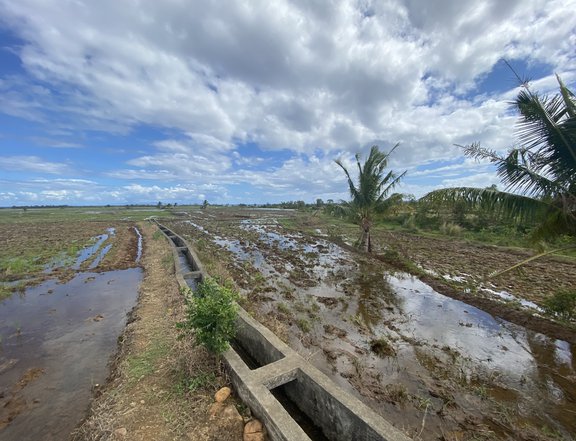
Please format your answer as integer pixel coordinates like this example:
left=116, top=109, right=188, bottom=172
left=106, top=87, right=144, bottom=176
left=296, top=317, right=311, bottom=333
left=369, top=337, right=396, bottom=357
left=174, top=371, right=218, bottom=396
left=126, top=339, right=171, bottom=382
left=0, top=205, right=176, bottom=225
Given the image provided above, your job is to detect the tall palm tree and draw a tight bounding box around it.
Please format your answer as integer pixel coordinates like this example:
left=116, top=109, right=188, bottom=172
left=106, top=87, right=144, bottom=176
left=423, top=75, right=576, bottom=271
left=335, top=144, right=406, bottom=252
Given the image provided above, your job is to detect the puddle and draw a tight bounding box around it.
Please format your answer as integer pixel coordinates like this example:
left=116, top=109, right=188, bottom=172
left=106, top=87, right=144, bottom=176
left=0, top=268, right=141, bottom=440
left=481, top=286, right=544, bottom=311
left=72, top=228, right=116, bottom=270
left=134, top=227, right=143, bottom=262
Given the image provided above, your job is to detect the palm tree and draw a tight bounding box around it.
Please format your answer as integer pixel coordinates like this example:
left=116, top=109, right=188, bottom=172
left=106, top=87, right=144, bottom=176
left=335, top=144, right=406, bottom=252
left=423, top=75, right=576, bottom=272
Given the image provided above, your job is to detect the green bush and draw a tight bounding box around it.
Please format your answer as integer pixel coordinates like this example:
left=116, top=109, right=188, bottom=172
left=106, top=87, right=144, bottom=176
left=439, top=222, right=464, bottom=236
left=543, top=290, right=576, bottom=321
left=178, top=278, right=239, bottom=354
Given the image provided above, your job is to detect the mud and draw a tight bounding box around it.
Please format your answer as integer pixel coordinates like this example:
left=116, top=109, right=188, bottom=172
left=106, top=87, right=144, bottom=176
left=165, top=209, right=576, bottom=441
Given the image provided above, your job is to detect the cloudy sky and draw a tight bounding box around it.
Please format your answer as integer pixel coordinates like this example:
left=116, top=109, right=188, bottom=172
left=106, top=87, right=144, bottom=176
left=0, top=0, right=575, bottom=206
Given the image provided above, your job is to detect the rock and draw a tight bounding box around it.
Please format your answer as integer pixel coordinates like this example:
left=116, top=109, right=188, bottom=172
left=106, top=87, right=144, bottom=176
left=244, top=419, right=263, bottom=434
left=244, top=433, right=265, bottom=441
left=114, top=427, right=127, bottom=438
left=222, top=404, right=243, bottom=421
left=215, top=386, right=232, bottom=403
left=209, top=402, right=225, bottom=418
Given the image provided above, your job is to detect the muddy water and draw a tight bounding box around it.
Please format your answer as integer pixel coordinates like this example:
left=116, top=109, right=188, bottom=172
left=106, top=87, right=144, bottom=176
left=171, top=215, right=576, bottom=440
left=0, top=268, right=141, bottom=440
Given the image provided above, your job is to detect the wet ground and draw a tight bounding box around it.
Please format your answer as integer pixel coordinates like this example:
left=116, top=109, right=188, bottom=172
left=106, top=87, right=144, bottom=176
left=0, top=222, right=143, bottom=439
left=166, top=209, right=576, bottom=441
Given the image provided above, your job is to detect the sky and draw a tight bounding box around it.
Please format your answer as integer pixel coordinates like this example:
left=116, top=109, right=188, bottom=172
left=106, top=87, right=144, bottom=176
left=0, top=0, right=575, bottom=206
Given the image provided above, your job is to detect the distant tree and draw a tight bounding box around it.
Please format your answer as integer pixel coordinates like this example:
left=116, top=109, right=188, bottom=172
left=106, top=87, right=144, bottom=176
left=156, top=201, right=162, bottom=209
left=335, top=144, right=406, bottom=252
left=316, top=198, right=324, bottom=208
left=201, top=199, right=209, bottom=210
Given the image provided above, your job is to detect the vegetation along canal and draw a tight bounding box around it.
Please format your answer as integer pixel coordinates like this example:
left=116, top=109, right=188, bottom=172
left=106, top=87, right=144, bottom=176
left=0, top=213, right=143, bottom=440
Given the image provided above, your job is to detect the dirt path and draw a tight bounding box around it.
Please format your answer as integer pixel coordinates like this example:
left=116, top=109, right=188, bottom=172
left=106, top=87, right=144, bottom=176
left=73, top=223, right=244, bottom=441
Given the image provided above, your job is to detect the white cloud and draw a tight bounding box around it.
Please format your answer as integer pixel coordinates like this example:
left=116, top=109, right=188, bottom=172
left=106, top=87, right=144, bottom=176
left=0, top=156, right=68, bottom=174
left=0, top=0, right=575, bottom=204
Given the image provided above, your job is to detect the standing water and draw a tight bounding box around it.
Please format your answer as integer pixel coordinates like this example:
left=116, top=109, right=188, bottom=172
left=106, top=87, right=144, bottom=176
left=0, top=268, right=142, bottom=440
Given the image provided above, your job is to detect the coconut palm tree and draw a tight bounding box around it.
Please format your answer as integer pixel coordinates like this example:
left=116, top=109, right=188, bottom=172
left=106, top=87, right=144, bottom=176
left=423, top=74, right=576, bottom=273
left=335, top=144, right=406, bottom=252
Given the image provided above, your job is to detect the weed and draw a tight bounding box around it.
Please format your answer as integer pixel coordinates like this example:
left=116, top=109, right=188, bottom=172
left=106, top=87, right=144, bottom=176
left=126, top=340, right=170, bottom=381
left=175, top=372, right=217, bottom=395
left=161, top=253, right=174, bottom=270
left=383, top=383, right=408, bottom=403
left=370, top=337, right=396, bottom=357
left=440, top=222, right=464, bottom=236
left=277, top=302, right=291, bottom=315
left=474, top=385, right=488, bottom=399
left=152, top=230, right=163, bottom=240
left=414, top=396, right=431, bottom=410
left=296, top=317, right=311, bottom=333
left=352, top=356, right=365, bottom=376
left=543, top=289, right=576, bottom=321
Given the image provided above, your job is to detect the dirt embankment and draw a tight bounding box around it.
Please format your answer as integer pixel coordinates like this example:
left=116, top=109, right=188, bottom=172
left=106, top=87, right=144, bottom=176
left=73, top=223, right=243, bottom=441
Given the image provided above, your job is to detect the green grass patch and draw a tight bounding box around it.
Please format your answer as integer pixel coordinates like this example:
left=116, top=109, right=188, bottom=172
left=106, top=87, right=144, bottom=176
left=126, top=339, right=170, bottom=382
left=296, top=317, right=311, bottom=333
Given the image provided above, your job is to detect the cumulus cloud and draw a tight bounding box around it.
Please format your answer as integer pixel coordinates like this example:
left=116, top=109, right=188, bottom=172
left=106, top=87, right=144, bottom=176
left=0, top=0, right=575, bottom=204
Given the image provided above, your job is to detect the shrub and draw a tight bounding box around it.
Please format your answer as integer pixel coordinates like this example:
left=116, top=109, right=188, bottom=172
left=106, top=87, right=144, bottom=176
left=178, top=277, right=239, bottom=354
left=440, top=222, right=464, bottom=236
left=543, top=290, right=576, bottom=321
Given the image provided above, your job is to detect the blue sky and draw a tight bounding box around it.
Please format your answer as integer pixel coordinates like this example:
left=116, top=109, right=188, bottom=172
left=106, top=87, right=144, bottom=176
left=0, top=0, right=575, bottom=206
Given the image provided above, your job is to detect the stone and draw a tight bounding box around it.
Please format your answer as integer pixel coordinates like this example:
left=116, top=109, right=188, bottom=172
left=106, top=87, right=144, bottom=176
left=244, top=433, right=265, bottom=441
left=114, top=427, right=127, bottom=438
left=215, top=386, right=232, bottom=403
left=222, top=404, right=243, bottom=421
left=244, top=419, right=263, bottom=434
left=209, top=402, right=225, bottom=418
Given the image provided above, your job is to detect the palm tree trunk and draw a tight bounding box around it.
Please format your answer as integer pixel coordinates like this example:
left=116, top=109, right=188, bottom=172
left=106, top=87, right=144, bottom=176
left=367, top=229, right=372, bottom=253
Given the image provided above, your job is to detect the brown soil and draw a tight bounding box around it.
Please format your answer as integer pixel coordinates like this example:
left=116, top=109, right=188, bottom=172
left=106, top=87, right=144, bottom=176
left=72, top=223, right=243, bottom=441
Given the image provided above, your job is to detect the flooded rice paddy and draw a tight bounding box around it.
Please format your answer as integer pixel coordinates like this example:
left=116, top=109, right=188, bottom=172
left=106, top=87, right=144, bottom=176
left=168, top=211, right=576, bottom=441
left=0, top=225, right=143, bottom=439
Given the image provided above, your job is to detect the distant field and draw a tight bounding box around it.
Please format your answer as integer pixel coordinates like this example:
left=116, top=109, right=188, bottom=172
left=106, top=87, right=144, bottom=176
left=0, top=205, right=181, bottom=298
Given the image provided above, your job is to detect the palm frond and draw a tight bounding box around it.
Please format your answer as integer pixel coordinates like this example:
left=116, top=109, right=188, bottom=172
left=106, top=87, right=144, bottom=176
left=334, top=158, right=360, bottom=201
left=421, top=187, right=551, bottom=225
left=489, top=243, right=576, bottom=278
left=514, top=86, right=576, bottom=181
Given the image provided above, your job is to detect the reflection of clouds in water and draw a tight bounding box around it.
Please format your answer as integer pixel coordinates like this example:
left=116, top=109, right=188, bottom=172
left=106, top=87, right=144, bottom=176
left=554, top=340, right=573, bottom=366
left=385, top=273, right=574, bottom=382
left=387, top=273, right=576, bottom=417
